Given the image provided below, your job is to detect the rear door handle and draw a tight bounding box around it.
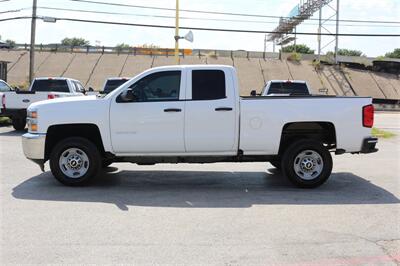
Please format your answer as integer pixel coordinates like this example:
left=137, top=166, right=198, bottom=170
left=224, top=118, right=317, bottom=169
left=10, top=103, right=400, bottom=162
left=164, top=108, right=182, bottom=112
left=215, top=107, right=233, bottom=111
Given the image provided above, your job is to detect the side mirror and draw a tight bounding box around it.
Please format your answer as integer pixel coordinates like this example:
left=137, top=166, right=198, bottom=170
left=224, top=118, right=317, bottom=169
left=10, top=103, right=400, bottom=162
left=88, top=87, right=94, bottom=92
left=250, top=90, right=257, bottom=96
left=118, top=89, right=137, bottom=102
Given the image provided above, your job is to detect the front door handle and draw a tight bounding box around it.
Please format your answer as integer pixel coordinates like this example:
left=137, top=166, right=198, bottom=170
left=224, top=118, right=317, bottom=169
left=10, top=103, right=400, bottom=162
left=215, top=107, right=233, bottom=111
left=164, top=108, right=182, bottom=112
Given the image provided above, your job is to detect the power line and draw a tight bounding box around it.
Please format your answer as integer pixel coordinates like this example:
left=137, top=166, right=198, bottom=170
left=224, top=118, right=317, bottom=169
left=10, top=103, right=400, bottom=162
left=69, top=0, right=400, bottom=25
left=1, top=16, right=399, bottom=37
left=36, top=6, right=400, bottom=28
left=0, top=8, right=27, bottom=15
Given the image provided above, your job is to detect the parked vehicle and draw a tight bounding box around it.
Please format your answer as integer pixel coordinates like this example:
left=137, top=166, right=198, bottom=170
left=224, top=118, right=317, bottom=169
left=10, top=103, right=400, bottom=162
left=100, top=77, right=130, bottom=94
left=261, top=80, right=311, bottom=96
left=22, top=65, right=378, bottom=188
left=0, top=77, right=86, bottom=130
left=0, top=79, right=12, bottom=92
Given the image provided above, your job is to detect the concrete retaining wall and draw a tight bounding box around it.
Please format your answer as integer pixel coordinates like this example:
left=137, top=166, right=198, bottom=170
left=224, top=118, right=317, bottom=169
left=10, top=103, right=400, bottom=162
left=1, top=51, right=398, bottom=101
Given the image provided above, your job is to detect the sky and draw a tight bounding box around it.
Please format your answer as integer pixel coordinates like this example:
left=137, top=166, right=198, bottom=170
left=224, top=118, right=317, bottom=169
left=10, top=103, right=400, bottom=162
left=0, top=0, right=399, bottom=57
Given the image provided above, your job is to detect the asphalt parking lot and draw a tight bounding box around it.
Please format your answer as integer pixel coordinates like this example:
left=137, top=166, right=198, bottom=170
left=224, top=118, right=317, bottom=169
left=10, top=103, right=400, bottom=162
left=0, top=113, right=399, bottom=265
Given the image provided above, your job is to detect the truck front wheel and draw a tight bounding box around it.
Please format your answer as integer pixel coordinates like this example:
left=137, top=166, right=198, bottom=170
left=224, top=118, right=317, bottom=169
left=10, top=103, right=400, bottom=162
left=12, top=117, right=26, bottom=131
left=282, top=139, right=332, bottom=188
left=50, top=137, right=101, bottom=186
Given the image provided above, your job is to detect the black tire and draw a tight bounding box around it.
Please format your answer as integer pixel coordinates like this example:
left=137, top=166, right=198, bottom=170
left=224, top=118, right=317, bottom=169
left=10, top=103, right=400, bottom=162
left=12, top=118, right=26, bottom=131
left=269, top=160, right=281, bottom=170
left=50, top=137, right=101, bottom=186
left=102, top=159, right=113, bottom=168
left=282, top=139, right=332, bottom=188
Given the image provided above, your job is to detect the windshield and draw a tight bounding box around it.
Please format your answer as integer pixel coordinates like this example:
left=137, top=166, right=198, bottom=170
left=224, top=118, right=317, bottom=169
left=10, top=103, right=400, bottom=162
left=0, top=80, right=11, bottom=92
left=103, top=79, right=128, bottom=94
left=31, top=80, right=69, bottom=92
left=267, top=82, right=309, bottom=95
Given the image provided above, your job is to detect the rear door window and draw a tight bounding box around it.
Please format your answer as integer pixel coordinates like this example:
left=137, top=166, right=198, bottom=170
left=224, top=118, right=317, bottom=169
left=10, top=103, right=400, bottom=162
left=192, top=70, right=226, bottom=100
left=73, top=81, right=85, bottom=93
left=31, top=80, right=69, bottom=92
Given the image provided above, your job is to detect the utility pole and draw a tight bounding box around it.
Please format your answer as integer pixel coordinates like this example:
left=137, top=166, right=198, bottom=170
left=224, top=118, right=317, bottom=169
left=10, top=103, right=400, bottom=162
left=263, top=34, right=267, bottom=54
left=317, top=6, right=322, bottom=62
left=334, top=0, right=340, bottom=64
left=29, top=0, right=37, bottom=83
left=174, top=0, right=180, bottom=64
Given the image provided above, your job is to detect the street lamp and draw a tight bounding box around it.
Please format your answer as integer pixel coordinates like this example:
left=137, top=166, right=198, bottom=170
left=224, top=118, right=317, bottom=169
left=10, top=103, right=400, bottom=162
left=174, top=0, right=193, bottom=64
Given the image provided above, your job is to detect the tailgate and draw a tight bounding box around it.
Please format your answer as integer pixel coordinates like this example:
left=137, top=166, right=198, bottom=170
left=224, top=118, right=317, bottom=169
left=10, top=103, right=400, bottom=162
left=3, top=91, right=48, bottom=109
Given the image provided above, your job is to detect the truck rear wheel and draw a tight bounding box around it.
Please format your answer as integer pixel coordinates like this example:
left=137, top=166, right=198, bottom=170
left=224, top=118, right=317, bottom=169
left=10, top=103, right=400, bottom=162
left=269, top=160, right=281, bottom=170
left=50, top=137, right=101, bottom=186
left=282, top=139, right=332, bottom=188
left=12, top=118, right=26, bottom=131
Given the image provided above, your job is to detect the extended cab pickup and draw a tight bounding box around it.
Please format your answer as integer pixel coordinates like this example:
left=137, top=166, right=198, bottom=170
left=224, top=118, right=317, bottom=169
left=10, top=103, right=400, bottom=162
left=22, top=65, right=378, bottom=188
left=0, top=77, right=86, bottom=130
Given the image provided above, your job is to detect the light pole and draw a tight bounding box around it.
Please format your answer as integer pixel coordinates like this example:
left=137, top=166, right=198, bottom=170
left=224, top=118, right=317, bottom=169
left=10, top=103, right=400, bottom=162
left=174, top=0, right=179, bottom=64
left=29, top=0, right=37, bottom=83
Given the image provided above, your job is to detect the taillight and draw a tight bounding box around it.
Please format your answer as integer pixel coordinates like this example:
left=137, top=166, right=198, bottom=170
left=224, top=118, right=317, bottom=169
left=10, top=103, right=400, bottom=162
left=363, top=104, right=374, bottom=128
left=1, top=94, right=5, bottom=109
left=47, top=94, right=59, bottom=99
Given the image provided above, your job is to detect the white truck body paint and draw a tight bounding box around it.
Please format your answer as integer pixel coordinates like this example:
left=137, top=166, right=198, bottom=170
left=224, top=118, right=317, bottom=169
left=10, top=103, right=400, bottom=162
left=27, top=65, right=373, bottom=157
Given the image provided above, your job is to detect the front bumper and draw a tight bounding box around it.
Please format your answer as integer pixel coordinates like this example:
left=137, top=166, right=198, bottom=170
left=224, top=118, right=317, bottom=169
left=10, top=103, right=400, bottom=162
left=360, top=137, right=378, bottom=153
left=22, top=133, right=46, bottom=160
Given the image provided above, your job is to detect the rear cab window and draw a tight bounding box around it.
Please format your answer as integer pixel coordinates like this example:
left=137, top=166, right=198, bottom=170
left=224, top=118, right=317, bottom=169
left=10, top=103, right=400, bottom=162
left=31, top=79, right=69, bottom=93
left=267, top=82, right=309, bottom=95
left=104, top=79, right=128, bottom=94
left=192, top=70, right=226, bottom=100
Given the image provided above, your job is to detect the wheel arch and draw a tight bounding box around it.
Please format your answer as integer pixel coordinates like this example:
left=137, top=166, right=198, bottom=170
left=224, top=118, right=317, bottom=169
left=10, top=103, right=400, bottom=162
left=45, top=123, right=106, bottom=161
left=278, top=121, right=337, bottom=155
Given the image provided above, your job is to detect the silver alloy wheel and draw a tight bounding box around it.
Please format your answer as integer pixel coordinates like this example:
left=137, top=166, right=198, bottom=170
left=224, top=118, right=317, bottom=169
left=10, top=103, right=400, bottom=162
left=293, top=150, right=324, bottom=180
left=59, top=148, right=90, bottom=178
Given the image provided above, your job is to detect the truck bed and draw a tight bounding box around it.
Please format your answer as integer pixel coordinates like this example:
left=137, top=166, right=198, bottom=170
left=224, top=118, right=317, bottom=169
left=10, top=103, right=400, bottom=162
left=239, top=95, right=372, bottom=154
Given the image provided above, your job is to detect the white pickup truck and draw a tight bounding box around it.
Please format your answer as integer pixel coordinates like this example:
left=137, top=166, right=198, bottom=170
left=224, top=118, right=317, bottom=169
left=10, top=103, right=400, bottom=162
left=22, top=65, right=378, bottom=188
left=261, top=80, right=311, bottom=96
left=0, top=77, right=85, bottom=130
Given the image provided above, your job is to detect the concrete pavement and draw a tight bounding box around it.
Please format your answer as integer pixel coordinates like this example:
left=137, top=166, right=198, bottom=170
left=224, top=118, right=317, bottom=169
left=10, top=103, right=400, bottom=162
left=0, top=113, right=399, bottom=265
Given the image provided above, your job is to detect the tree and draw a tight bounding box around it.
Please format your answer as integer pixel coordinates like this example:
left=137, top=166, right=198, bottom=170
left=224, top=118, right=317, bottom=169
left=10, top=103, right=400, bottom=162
left=115, top=43, right=130, bottom=52
left=5, top=39, right=16, bottom=48
left=337, top=49, right=363, bottom=57
left=385, top=48, right=400, bottom=59
left=281, top=44, right=314, bottom=54
left=61, top=37, right=90, bottom=46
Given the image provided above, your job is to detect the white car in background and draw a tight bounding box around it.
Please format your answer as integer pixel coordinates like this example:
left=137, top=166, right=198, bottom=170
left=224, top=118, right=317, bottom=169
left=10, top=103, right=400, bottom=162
left=100, top=77, right=131, bottom=94
left=0, top=77, right=86, bottom=130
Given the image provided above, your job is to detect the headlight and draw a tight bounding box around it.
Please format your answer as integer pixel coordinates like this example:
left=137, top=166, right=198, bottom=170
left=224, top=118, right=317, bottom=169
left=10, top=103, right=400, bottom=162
left=27, top=110, right=38, bottom=132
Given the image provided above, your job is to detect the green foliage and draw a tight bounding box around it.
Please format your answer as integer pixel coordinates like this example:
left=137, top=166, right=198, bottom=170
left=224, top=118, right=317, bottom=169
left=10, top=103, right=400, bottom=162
left=61, top=37, right=90, bottom=46
left=375, top=55, right=385, bottom=61
left=337, top=49, right=363, bottom=56
left=115, top=43, right=130, bottom=52
left=5, top=39, right=16, bottom=47
left=287, top=52, right=302, bottom=62
left=372, top=128, right=396, bottom=139
left=385, top=48, right=400, bottom=59
left=281, top=44, right=314, bottom=54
